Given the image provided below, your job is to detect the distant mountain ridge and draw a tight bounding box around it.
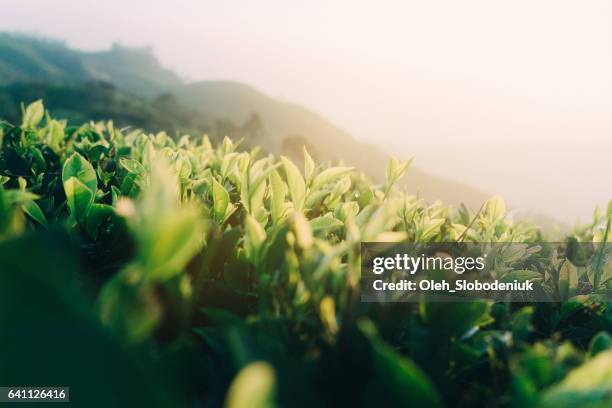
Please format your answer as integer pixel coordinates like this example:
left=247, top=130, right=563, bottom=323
left=0, top=33, right=491, bottom=209
left=0, top=34, right=181, bottom=96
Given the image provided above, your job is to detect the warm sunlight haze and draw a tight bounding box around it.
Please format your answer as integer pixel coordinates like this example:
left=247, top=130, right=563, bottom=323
left=1, top=0, right=610, bottom=222
left=2, top=2, right=612, bottom=407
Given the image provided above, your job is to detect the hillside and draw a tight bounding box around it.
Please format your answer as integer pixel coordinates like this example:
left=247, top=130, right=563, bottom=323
left=0, top=34, right=90, bottom=84
left=0, top=34, right=182, bottom=96
left=0, top=81, right=218, bottom=136
left=179, top=81, right=490, bottom=207
left=0, top=33, right=490, bottom=208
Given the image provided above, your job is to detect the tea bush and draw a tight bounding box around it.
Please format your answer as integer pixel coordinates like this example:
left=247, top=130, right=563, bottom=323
left=0, top=101, right=611, bottom=407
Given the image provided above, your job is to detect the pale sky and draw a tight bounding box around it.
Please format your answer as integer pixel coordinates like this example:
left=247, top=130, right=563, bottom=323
left=1, top=0, right=610, bottom=222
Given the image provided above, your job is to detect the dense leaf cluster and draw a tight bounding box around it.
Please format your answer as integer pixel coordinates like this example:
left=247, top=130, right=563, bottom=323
left=0, top=101, right=611, bottom=407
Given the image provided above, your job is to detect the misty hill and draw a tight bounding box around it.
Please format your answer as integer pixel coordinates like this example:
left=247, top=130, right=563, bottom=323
left=0, top=33, right=490, bottom=209
left=0, top=81, right=218, bottom=136
left=178, top=81, right=490, bottom=206
left=0, top=34, right=181, bottom=97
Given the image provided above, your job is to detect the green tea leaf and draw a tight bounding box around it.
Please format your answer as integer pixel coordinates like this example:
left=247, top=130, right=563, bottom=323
left=244, top=214, right=267, bottom=263
left=212, top=177, right=231, bottom=224
left=385, top=157, right=412, bottom=188
left=21, top=100, right=44, bottom=129
left=2, top=190, right=39, bottom=204
left=558, top=260, right=578, bottom=299
left=281, top=156, right=305, bottom=212
left=291, top=213, right=313, bottom=249
left=484, top=196, right=506, bottom=220
left=541, top=349, right=612, bottom=407
left=63, top=152, right=98, bottom=195
left=119, top=157, right=146, bottom=174
left=359, top=319, right=443, bottom=407
left=303, top=146, right=315, bottom=183
left=46, top=119, right=65, bottom=150
left=311, top=166, right=353, bottom=190
left=309, top=214, right=343, bottom=232
left=225, top=361, right=276, bottom=408
left=589, top=332, right=612, bottom=357
left=142, top=207, right=204, bottom=281
left=21, top=200, right=48, bottom=227
left=269, top=169, right=288, bottom=224
left=63, top=177, right=94, bottom=223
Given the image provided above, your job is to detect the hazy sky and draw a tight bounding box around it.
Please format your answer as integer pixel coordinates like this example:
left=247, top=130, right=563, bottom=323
left=1, top=0, right=610, bottom=222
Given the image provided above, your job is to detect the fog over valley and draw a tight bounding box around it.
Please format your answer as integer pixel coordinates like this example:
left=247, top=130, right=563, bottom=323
left=2, top=0, right=610, bottom=222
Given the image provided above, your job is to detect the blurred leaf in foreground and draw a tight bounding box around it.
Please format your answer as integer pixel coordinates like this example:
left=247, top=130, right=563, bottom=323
left=541, top=349, right=612, bottom=408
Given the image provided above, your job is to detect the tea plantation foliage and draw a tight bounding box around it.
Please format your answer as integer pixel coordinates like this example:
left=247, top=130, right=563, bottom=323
left=1, top=101, right=611, bottom=407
